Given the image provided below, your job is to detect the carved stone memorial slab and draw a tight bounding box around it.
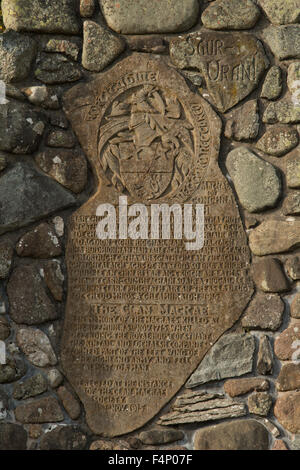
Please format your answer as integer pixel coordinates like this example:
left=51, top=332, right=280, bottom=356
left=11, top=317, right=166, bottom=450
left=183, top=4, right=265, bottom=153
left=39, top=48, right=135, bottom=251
left=62, top=54, right=253, bottom=436
left=170, top=32, right=269, bottom=112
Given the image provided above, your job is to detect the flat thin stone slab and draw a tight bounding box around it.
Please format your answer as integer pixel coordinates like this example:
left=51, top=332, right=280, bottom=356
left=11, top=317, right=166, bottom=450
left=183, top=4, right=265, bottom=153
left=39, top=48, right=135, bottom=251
left=0, top=163, right=76, bottom=235
left=62, top=54, right=253, bottom=436
left=170, top=32, right=268, bottom=112
left=186, top=333, right=255, bottom=388
left=99, top=0, right=200, bottom=34
left=158, top=391, right=247, bottom=426
left=262, top=420, right=280, bottom=438
left=249, top=219, right=300, bottom=255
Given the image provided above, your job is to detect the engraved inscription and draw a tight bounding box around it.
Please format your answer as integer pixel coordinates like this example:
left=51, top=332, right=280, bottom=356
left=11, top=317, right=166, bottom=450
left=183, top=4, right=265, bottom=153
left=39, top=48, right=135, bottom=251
left=170, top=32, right=269, bottom=112
left=62, top=54, right=253, bottom=436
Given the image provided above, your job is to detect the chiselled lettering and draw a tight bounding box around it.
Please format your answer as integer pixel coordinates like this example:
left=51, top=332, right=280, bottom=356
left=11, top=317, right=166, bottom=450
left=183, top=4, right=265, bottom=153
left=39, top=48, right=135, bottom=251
left=170, top=32, right=268, bottom=112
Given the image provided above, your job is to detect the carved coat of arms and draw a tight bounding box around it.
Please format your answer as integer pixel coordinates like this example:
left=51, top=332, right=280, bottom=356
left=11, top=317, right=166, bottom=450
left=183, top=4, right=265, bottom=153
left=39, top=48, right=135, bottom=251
left=99, top=85, right=194, bottom=200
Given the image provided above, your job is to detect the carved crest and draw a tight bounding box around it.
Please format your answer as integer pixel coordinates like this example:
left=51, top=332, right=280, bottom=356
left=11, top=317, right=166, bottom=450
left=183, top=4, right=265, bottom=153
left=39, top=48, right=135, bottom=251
left=99, top=85, right=194, bottom=200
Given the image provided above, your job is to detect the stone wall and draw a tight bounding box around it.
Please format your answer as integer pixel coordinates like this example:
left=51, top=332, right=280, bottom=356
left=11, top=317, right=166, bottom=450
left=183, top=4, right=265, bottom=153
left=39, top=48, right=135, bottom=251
left=0, top=0, right=299, bottom=451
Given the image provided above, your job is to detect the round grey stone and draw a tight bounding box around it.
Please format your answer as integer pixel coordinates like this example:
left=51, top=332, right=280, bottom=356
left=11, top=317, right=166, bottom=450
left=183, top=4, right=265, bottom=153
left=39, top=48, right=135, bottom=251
left=261, top=66, right=283, bottom=100
left=226, top=147, right=282, bottom=212
left=99, top=0, right=200, bottom=34
left=186, top=334, right=255, bottom=387
left=202, top=0, right=260, bottom=30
